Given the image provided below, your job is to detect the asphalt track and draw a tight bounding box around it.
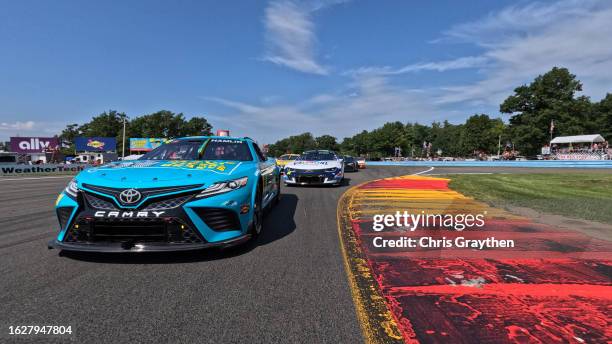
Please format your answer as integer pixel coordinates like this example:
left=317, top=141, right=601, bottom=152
left=0, top=166, right=609, bottom=343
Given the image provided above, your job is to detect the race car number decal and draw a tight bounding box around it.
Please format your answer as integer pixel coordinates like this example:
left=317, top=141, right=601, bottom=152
left=159, top=160, right=237, bottom=172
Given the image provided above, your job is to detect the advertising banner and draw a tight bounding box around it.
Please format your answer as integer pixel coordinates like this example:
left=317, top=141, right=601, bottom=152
left=129, top=138, right=168, bottom=151
left=0, top=164, right=85, bottom=175
left=10, top=137, right=59, bottom=153
left=75, top=137, right=116, bottom=152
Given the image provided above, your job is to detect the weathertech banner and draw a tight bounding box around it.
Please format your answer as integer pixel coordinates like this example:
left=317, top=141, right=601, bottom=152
left=74, top=137, right=116, bottom=152
left=0, top=164, right=85, bottom=175
left=10, top=137, right=59, bottom=153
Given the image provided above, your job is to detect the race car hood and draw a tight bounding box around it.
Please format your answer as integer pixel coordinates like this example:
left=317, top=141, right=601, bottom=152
left=286, top=160, right=342, bottom=170
left=76, top=160, right=254, bottom=188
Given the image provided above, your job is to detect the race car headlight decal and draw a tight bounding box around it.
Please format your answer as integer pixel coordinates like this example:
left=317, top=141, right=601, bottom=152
left=64, top=179, right=79, bottom=198
left=325, top=167, right=339, bottom=173
left=196, top=177, right=248, bottom=198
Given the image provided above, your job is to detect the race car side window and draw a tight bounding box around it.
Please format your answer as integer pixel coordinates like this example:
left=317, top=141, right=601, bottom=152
left=252, top=143, right=266, bottom=162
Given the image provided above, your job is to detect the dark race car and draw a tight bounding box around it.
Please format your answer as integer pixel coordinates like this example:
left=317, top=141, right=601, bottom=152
left=343, top=156, right=359, bottom=172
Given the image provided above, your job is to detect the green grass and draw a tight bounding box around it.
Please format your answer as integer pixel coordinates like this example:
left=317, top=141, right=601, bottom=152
left=448, top=173, right=612, bottom=224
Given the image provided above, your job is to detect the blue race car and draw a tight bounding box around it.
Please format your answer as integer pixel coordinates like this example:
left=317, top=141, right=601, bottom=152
left=49, top=136, right=281, bottom=252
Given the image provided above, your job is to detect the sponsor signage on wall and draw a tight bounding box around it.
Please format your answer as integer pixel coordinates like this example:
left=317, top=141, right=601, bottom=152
left=129, top=138, right=168, bottom=151
left=75, top=137, right=116, bottom=152
left=10, top=137, right=60, bottom=153
left=0, top=164, right=85, bottom=175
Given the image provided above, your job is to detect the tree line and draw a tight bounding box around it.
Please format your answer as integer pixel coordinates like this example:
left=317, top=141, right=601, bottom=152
left=268, top=67, right=611, bottom=158
left=57, top=67, right=611, bottom=158
left=58, top=110, right=212, bottom=155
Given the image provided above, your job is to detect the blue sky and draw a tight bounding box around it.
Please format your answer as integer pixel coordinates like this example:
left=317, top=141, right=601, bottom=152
left=1, top=0, right=611, bottom=143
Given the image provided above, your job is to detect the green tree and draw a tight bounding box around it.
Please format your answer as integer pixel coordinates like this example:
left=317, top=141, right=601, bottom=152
left=460, top=114, right=505, bottom=155
left=315, top=135, right=339, bottom=151
left=594, top=93, right=612, bottom=140
left=79, top=110, right=127, bottom=137
left=268, top=132, right=317, bottom=156
left=500, top=67, right=592, bottom=156
left=184, top=117, right=213, bottom=136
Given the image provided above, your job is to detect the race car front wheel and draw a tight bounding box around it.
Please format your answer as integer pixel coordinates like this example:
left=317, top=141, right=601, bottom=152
left=250, top=183, right=263, bottom=239
left=273, top=174, right=281, bottom=206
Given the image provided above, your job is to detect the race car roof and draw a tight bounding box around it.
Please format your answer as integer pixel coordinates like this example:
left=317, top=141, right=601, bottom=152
left=174, top=136, right=253, bottom=142
left=303, top=150, right=335, bottom=154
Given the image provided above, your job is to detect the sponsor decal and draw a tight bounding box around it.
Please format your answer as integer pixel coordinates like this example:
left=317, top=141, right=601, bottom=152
left=159, top=160, right=237, bottom=172
left=293, top=161, right=329, bottom=165
left=210, top=139, right=243, bottom=143
left=87, top=139, right=106, bottom=149
left=94, top=210, right=165, bottom=218
left=10, top=137, right=59, bottom=153
left=75, top=137, right=116, bottom=152
left=0, top=164, right=85, bottom=175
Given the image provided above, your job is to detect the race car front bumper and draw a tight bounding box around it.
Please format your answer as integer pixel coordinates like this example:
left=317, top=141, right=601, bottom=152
left=283, top=170, right=343, bottom=185
left=53, top=183, right=256, bottom=253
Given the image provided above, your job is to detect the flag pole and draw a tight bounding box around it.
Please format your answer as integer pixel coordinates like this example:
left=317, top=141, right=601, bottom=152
left=122, top=116, right=126, bottom=159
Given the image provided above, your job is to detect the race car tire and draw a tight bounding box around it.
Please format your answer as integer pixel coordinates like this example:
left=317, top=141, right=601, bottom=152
left=250, top=182, right=263, bottom=239
left=273, top=175, right=281, bottom=206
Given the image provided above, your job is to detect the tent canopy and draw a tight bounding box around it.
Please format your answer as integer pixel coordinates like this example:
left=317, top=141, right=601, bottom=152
left=550, top=134, right=605, bottom=144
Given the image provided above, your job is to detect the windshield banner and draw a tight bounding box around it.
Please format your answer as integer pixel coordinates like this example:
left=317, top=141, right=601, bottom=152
left=129, top=138, right=169, bottom=151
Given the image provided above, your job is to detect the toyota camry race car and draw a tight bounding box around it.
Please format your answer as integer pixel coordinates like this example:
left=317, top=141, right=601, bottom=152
left=283, top=150, right=344, bottom=186
left=50, top=136, right=281, bottom=253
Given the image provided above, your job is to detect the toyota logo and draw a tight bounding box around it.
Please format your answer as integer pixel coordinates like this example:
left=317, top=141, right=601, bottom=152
left=119, top=188, right=142, bottom=204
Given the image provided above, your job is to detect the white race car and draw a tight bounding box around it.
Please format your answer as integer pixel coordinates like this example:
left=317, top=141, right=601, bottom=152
left=282, top=150, right=344, bottom=186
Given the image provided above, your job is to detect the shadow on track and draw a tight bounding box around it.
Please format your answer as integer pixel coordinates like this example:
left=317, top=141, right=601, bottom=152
left=59, top=194, right=299, bottom=264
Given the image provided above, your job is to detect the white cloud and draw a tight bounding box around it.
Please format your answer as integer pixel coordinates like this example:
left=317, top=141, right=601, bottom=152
left=435, top=0, right=612, bottom=105
left=348, top=56, right=489, bottom=76
left=0, top=120, right=67, bottom=141
left=442, top=0, right=603, bottom=46
left=262, top=0, right=345, bottom=75
left=0, top=121, right=36, bottom=131
left=210, top=0, right=612, bottom=144
left=203, top=75, right=445, bottom=143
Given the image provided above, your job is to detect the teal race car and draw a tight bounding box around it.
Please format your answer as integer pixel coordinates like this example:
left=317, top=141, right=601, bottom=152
left=49, top=136, right=281, bottom=252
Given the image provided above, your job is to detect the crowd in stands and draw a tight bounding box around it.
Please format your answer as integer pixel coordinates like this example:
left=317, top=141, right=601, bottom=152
left=551, top=141, right=609, bottom=154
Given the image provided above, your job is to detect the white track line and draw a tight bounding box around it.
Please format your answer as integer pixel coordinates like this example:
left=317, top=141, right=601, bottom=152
left=0, top=175, right=74, bottom=181
left=412, top=166, right=434, bottom=175
left=427, top=172, right=494, bottom=175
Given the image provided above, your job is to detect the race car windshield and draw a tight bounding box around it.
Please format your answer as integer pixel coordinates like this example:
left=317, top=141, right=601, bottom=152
left=344, top=157, right=354, bottom=162
left=299, top=152, right=337, bottom=161
left=201, top=140, right=253, bottom=161
left=140, top=140, right=253, bottom=161
left=139, top=141, right=201, bottom=160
